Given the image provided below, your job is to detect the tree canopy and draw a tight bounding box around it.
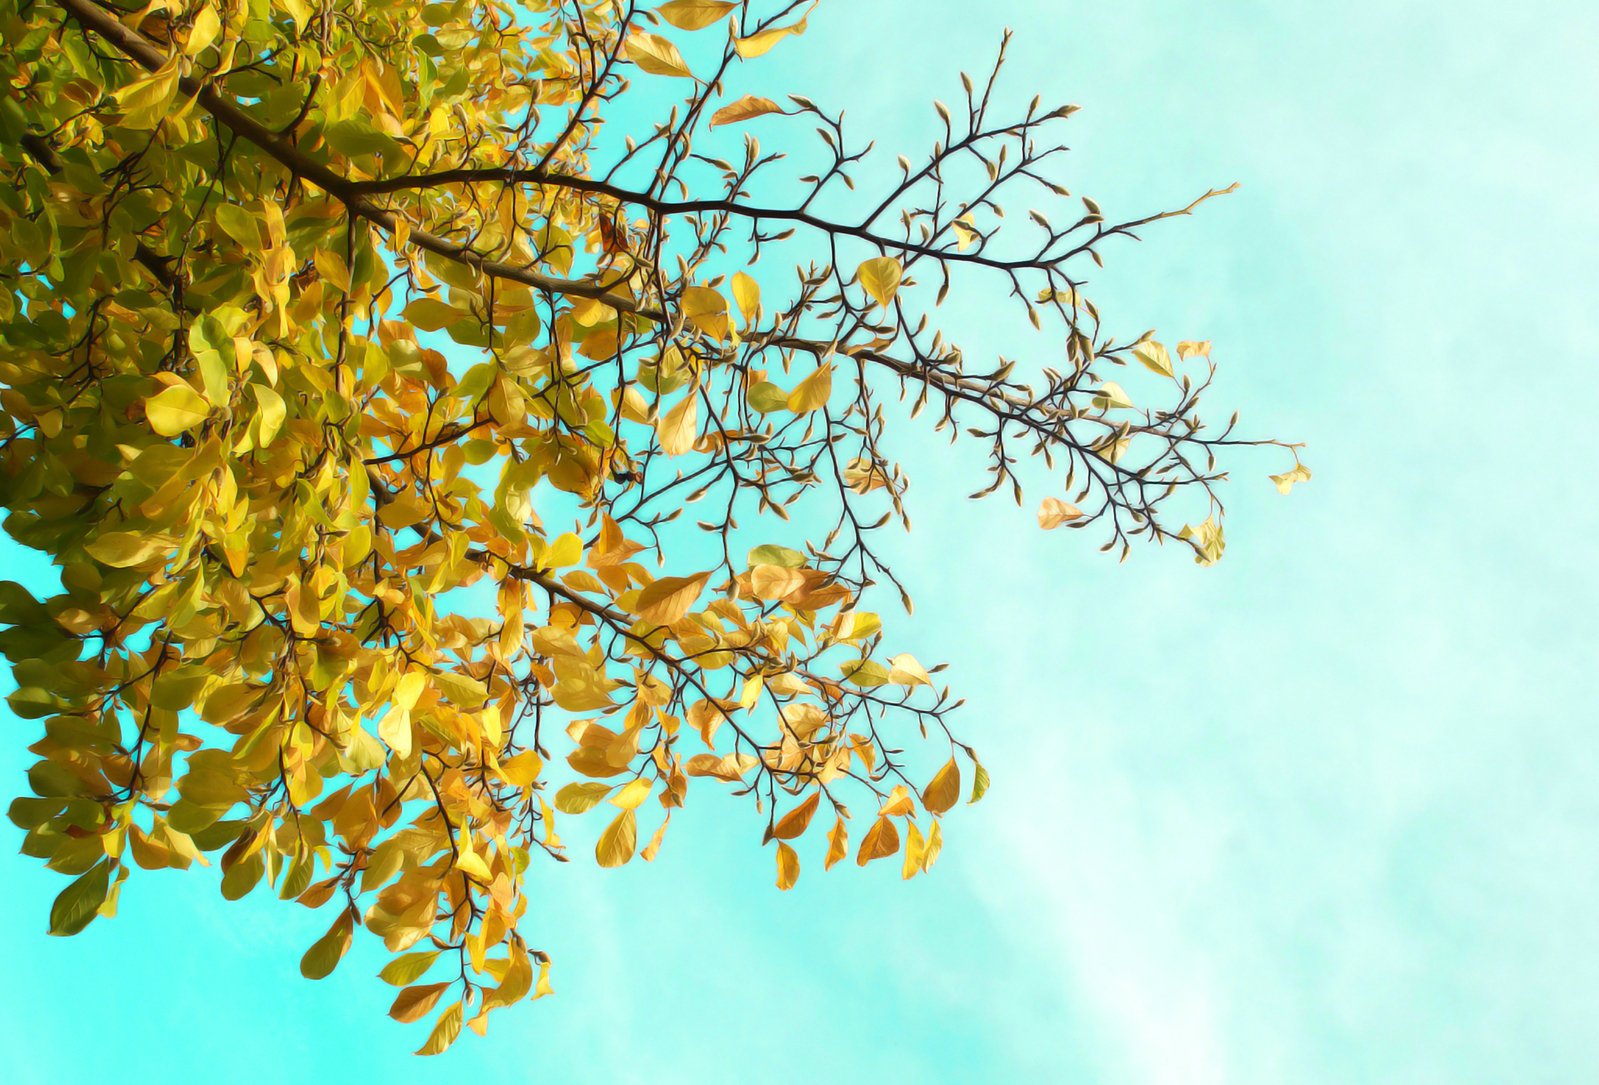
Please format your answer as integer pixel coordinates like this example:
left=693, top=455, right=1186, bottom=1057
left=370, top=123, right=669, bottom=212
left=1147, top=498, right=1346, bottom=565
left=0, top=0, right=1305, bottom=1052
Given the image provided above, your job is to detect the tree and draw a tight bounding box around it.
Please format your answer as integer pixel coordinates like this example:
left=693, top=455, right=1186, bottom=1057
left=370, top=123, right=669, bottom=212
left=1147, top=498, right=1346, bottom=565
left=0, top=0, right=1305, bottom=1053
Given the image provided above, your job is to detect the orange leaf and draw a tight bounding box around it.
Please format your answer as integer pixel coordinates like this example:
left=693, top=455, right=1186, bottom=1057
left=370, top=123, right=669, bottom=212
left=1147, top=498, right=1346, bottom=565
left=634, top=571, right=709, bottom=625
left=775, top=841, right=799, bottom=890
left=921, top=758, right=961, bottom=815
left=772, top=792, right=820, bottom=840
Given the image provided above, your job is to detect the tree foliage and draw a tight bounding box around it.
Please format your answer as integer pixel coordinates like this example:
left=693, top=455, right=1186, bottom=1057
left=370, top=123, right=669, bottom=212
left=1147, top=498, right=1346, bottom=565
left=0, top=0, right=1304, bottom=1050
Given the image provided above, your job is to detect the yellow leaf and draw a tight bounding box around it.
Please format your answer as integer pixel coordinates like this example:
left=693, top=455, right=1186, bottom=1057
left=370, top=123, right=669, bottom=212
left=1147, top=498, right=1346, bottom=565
left=733, top=11, right=810, bottom=57
left=113, top=65, right=180, bottom=130
left=750, top=563, right=805, bottom=601
left=857, top=256, right=903, bottom=308
left=656, top=393, right=698, bottom=456
left=731, top=271, right=760, bottom=323
left=775, top=841, right=799, bottom=890
left=879, top=784, right=916, bottom=818
left=378, top=707, right=413, bottom=759
left=415, top=1000, right=464, bottom=1056
left=455, top=849, right=492, bottom=881
left=922, top=818, right=944, bottom=872
left=825, top=818, right=848, bottom=870
left=902, top=819, right=926, bottom=879
left=786, top=362, right=832, bottom=414
left=855, top=815, right=899, bottom=866
left=1133, top=339, right=1174, bottom=378
left=634, top=571, right=709, bottom=625
left=1270, top=463, right=1313, bottom=495
left=596, top=808, right=638, bottom=868
left=1177, top=339, right=1213, bottom=359
left=626, top=31, right=694, bottom=78
left=1179, top=516, right=1226, bottom=566
left=711, top=95, right=785, bottom=128
left=772, top=792, right=819, bottom=840
left=682, top=285, right=729, bottom=339
left=186, top=5, right=222, bottom=56
left=554, top=781, right=613, bottom=813
left=1092, top=381, right=1134, bottom=410
left=657, top=0, right=735, bottom=30
left=394, top=668, right=427, bottom=712
left=84, top=531, right=168, bottom=568
left=888, top=653, right=931, bottom=687
left=1037, top=497, right=1083, bottom=530
left=952, top=214, right=979, bottom=252
left=252, top=384, right=286, bottom=446
left=312, top=248, right=351, bottom=293
left=145, top=384, right=210, bottom=435
left=921, top=758, right=961, bottom=815
left=610, top=777, right=652, bottom=810
left=640, top=813, right=671, bottom=862
left=499, top=750, right=543, bottom=788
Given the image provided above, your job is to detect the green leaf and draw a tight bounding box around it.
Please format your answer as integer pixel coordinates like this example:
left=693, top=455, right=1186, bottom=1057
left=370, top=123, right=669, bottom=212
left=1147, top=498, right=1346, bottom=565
left=49, top=859, right=111, bottom=936
left=969, top=759, right=991, bottom=804
left=220, top=852, right=264, bottom=900
left=748, top=544, right=805, bottom=569
left=113, top=67, right=179, bottom=130
left=300, top=911, right=354, bottom=980
left=323, top=119, right=405, bottom=160
left=403, top=297, right=468, bottom=333
left=213, top=205, right=262, bottom=252
left=746, top=380, right=790, bottom=413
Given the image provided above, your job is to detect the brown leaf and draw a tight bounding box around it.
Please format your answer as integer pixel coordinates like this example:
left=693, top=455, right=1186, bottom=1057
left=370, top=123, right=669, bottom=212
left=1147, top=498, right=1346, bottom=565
left=389, top=982, right=450, bottom=1024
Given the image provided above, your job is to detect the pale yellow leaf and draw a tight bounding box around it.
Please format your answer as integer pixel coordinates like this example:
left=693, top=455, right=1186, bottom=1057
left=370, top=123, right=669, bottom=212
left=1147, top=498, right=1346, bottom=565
left=656, top=393, right=698, bottom=456
left=1134, top=340, right=1174, bottom=378
left=627, top=31, right=694, bottom=78
left=1270, top=463, right=1313, bottom=495
left=1037, top=497, right=1083, bottom=530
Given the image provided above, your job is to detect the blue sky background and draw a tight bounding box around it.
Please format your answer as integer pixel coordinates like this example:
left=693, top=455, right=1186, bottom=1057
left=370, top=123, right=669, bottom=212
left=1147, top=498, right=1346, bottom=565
left=5, top=2, right=1598, bottom=1082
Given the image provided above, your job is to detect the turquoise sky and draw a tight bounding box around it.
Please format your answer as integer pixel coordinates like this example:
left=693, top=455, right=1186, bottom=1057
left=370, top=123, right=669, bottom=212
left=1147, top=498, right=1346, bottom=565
left=5, top=2, right=1597, bottom=1082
